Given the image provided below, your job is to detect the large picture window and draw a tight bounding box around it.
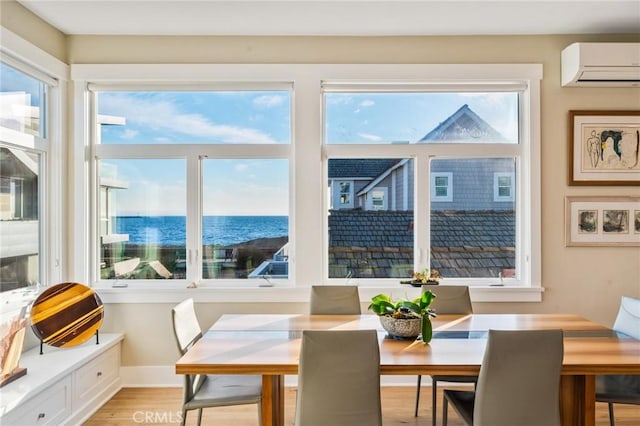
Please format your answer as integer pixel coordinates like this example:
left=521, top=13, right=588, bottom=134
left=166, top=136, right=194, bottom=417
left=93, top=88, right=291, bottom=284
left=77, top=63, right=541, bottom=300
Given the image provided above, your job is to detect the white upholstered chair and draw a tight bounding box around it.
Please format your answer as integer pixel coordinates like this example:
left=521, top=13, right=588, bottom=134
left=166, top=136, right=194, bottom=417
left=171, top=298, right=262, bottom=426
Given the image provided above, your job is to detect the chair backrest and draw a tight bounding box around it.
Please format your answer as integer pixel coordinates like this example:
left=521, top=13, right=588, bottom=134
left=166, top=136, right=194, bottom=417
left=473, top=329, right=564, bottom=426
left=613, top=296, right=640, bottom=339
left=171, top=298, right=203, bottom=356
left=171, top=298, right=206, bottom=404
left=425, top=285, right=473, bottom=314
left=295, top=329, right=382, bottom=426
left=309, top=285, right=361, bottom=314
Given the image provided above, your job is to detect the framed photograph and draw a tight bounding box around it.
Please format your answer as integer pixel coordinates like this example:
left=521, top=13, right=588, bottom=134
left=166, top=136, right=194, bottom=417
left=565, top=196, right=640, bottom=246
left=569, top=110, right=640, bottom=186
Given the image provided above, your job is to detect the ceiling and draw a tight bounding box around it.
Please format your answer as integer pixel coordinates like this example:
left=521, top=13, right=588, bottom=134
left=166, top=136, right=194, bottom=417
left=16, top=0, right=640, bottom=36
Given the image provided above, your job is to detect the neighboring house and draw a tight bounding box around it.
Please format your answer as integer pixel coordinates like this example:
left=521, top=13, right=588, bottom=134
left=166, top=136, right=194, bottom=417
left=327, top=104, right=516, bottom=279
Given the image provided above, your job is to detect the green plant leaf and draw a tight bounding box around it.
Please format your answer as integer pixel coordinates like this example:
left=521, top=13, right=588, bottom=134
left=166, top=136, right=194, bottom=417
left=421, top=316, right=433, bottom=344
left=396, top=300, right=421, bottom=314
left=419, top=290, right=436, bottom=310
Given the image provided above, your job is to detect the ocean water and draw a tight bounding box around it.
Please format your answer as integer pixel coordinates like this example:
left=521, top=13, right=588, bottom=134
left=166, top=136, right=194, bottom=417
left=114, top=216, right=288, bottom=246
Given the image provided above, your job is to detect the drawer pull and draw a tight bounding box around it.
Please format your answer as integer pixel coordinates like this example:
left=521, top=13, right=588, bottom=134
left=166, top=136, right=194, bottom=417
left=97, top=371, right=102, bottom=377
left=38, top=413, right=46, bottom=419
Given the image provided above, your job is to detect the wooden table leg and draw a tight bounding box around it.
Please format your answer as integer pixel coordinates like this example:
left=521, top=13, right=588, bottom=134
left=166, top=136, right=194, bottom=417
left=261, top=375, right=285, bottom=426
left=560, top=375, right=596, bottom=426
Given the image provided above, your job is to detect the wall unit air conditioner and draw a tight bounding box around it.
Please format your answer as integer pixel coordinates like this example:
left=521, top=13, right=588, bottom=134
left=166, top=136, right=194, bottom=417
left=561, top=42, right=640, bottom=87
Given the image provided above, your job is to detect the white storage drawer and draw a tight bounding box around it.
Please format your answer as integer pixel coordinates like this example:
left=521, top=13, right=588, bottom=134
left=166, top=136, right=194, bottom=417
left=1, top=375, right=72, bottom=426
left=73, top=343, right=120, bottom=403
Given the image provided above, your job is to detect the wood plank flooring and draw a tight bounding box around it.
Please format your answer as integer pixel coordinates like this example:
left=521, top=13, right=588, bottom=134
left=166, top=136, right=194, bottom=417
left=85, top=386, right=640, bottom=425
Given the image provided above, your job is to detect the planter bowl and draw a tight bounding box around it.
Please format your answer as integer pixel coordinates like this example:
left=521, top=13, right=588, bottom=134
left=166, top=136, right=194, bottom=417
left=379, top=315, right=421, bottom=339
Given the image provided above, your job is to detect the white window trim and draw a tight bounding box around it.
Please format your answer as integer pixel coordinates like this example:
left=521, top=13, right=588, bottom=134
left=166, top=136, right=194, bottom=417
left=367, top=187, right=388, bottom=210
left=494, top=172, right=515, bottom=202
left=337, top=180, right=354, bottom=208
left=431, top=172, right=453, bottom=202
left=71, top=63, right=542, bottom=303
left=0, top=28, right=67, bottom=307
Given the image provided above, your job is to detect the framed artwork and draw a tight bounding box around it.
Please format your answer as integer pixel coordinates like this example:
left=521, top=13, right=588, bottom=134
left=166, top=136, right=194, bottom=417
left=569, top=110, right=640, bottom=186
left=565, top=196, right=640, bottom=246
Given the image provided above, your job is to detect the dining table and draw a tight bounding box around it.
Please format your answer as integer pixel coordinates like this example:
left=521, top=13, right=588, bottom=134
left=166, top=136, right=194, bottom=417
left=175, top=313, right=640, bottom=426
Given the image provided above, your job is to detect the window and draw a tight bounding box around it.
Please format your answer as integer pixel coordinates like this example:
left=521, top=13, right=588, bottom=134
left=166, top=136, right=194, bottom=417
left=0, top=62, right=49, bottom=292
left=75, top=63, right=541, bottom=300
left=431, top=172, right=453, bottom=202
left=92, top=89, right=291, bottom=284
left=324, top=81, right=535, bottom=287
left=494, top=172, right=515, bottom=201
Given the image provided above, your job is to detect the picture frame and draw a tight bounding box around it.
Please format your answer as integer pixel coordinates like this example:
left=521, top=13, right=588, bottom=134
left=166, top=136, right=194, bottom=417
left=565, top=196, right=640, bottom=247
left=568, top=110, right=640, bottom=186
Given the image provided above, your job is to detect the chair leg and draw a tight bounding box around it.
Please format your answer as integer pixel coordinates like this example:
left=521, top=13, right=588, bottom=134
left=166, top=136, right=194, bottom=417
left=432, top=379, right=438, bottom=426
left=414, top=375, right=422, bottom=417
left=197, top=408, right=203, bottom=426
left=608, top=402, right=615, bottom=426
left=442, top=394, right=448, bottom=426
left=180, top=409, right=187, bottom=426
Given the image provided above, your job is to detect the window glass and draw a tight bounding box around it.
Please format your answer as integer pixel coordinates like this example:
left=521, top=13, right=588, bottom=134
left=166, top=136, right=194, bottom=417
left=328, top=158, right=414, bottom=279
left=0, top=63, right=47, bottom=138
left=0, top=147, right=40, bottom=291
left=430, top=158, right=516, bottom=278
left=98, top=159, right=186, bottom=280
left=201, top=159, right=289, bottom=279
left=431, top=173, right=453, bottom=201
left=96, top=91, right=291, bottom=144
left=324, top=92, right=518, bottom=144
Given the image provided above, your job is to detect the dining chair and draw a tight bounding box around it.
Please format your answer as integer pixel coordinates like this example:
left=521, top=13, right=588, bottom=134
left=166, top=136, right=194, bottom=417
left=443, top=328, right=564, bottom=426
left=295, top=329, right=382, bottom=426
left=596, top=296, right=640, bottom=426
left=171, top=298, right=262, bottom=426
left=415, top=285, right=477, bottom=425
left=309, top=285, right=361, bottom=314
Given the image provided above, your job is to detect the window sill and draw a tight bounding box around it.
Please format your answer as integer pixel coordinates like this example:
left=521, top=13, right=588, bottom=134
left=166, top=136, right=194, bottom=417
left=94, top=284, right=542, bottom=304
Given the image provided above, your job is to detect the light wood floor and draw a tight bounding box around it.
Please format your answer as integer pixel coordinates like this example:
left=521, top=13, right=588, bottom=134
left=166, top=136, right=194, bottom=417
left=85, top=386, right=640, bottom=425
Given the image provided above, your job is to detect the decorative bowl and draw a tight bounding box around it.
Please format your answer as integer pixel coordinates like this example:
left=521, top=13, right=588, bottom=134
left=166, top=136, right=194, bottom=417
left=379, top=315, right=421, bottom=339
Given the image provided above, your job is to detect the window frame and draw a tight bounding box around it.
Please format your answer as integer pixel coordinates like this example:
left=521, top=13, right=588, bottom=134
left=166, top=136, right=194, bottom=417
left=71, top=63, right=542, bottom=303
left=431, top=172, right=453, bottom=202
left=494, top=172, right=515, bottom=202
left=0, top=28, right=66, bottom=304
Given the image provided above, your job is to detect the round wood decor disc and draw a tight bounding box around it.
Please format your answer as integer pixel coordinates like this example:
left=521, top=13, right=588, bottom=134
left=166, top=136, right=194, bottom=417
left=30, top=282, right=104, bottom=348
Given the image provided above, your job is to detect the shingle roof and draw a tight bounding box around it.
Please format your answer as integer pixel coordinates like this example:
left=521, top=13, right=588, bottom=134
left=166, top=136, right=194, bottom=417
left=328, top=159, right=402, bottom=179
left=328, top=209, right=515, bottom=278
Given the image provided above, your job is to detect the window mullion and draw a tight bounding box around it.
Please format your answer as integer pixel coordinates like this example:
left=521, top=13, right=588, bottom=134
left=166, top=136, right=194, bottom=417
left=415, top=155, right=431, bottom=271
left=186, top=155, right=202, bottom=285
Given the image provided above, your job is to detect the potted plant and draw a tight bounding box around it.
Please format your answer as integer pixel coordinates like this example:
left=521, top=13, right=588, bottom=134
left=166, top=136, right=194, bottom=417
left=368, top=290, right=437, bottom=343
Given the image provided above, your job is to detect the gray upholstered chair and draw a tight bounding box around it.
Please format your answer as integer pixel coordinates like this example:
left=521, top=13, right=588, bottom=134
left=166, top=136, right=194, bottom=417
left=415, top=285, right=477, bottom=424
left=295, top=329, right=382, bottom=426
left=596, top=296, right=640, bottom=426
left=171, top=298, right=262, bottom=426
left=443, top=329, right=564, bottom=426
left=309, top=285, right=361, bottom=314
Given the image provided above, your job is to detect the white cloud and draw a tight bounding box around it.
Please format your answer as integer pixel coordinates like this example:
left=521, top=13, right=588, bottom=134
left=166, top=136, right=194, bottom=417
left=100, top=94, right=278, bottom=144
left=121, top=129, right=139, bottom=139
left=253, top=95, right=284, bottom=108
left=359, top=99, right=375, bottom=107
left=235, top=163, right=249, bottom=172
left=358, top=133, right=382, bottom=141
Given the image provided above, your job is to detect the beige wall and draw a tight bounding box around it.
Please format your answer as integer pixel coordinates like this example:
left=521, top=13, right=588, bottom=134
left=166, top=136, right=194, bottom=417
left=0, top=0, right=67, bottom=61
left=5, top=9, right=640, bottom=366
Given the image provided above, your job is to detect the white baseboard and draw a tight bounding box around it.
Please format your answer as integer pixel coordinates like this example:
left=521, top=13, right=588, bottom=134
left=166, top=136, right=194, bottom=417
left=121, top=365, right=434, bottom=387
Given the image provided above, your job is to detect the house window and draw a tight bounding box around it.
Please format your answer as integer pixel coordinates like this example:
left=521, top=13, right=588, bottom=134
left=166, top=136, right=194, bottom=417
left=324, top=83, right=532, bottom=285
left=494, top=172, right=515, bottom=201
left=0, top=62, right=51, bottom=292
left=75, top=63, right=540, bottom=298
left=431, top=173, right=453, bottom=202
left=338, top=181, right=352, bottom=207
left=92, top=88, right=291, bottom=283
